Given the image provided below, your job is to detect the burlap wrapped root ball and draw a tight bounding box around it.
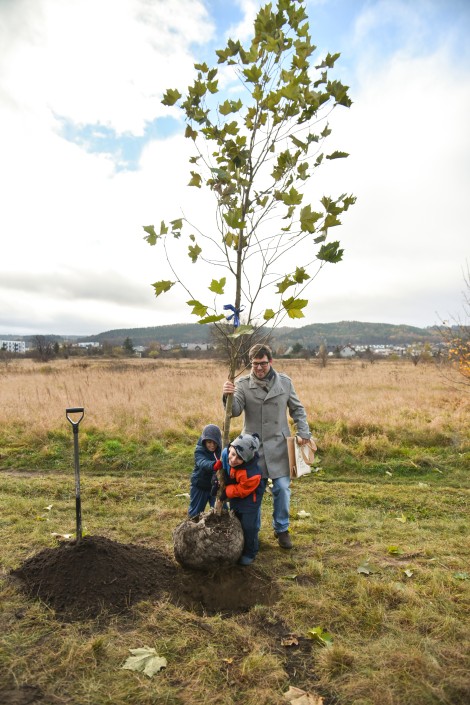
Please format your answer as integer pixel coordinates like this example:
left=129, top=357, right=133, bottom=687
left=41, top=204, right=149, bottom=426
left=173, top=510, right=244, bottom=570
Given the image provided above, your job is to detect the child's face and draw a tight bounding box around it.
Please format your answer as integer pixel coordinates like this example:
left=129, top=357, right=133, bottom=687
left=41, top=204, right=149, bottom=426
left=204, top=439, right=217, bottom=453
left=228, top=446, right=244, bottom=466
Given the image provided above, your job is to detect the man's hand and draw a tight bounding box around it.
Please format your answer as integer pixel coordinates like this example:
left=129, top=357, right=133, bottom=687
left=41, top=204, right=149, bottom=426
left=223, top=380, right=236, bottom=395
left=296, top=435, right=311, bottom=446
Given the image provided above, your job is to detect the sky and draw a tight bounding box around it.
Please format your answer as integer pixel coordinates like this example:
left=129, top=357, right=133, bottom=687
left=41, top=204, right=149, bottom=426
left=0, top=0, right=469, bottom=337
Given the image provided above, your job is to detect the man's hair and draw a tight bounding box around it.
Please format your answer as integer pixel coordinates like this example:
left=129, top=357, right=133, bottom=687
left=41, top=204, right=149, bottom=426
left=248, top=343, right=273, bottom=361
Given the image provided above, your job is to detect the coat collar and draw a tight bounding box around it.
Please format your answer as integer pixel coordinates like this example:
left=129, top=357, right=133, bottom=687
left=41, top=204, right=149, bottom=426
left=248, top=369, right=284, bottom=399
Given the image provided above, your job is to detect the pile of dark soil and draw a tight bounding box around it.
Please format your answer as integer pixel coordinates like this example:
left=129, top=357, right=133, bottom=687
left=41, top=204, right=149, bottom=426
left=10, top=534, right=279, bottom=621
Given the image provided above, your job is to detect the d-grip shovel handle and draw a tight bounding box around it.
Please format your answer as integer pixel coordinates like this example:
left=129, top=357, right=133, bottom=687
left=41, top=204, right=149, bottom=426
left=66, top=408, right=84, bottom=429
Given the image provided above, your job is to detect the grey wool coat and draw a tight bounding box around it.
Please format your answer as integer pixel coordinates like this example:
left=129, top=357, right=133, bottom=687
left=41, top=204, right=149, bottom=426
left=228, top=370, right=311, bottom=479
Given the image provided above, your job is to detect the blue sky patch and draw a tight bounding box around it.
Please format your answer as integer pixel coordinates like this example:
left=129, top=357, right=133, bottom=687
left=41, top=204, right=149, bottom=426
left=56, top=115, right=181, bottom=171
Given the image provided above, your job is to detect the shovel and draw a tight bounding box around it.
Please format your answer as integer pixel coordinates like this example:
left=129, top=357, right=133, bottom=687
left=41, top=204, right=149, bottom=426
left=66, top=407, right=85, bottom=543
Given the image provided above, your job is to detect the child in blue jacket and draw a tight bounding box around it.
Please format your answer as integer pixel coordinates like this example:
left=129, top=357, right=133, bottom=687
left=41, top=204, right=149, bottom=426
left=217, top=433, right=266, bottom=566
left=188, top=424, right=222, bottom=518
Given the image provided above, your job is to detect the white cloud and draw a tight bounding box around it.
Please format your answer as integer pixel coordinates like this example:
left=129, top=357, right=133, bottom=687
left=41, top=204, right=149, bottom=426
left=0, top=0, right=213, bottom=134
left=0, top=0, right=468, bottom=336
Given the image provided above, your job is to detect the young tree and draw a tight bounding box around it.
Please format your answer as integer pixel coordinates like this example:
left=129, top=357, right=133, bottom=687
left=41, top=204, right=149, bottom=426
left=143, top=0, right=355, bottom=506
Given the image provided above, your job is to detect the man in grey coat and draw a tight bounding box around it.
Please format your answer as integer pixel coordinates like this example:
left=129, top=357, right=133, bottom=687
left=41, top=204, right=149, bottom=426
left=223, top=343, right=311, bottom=549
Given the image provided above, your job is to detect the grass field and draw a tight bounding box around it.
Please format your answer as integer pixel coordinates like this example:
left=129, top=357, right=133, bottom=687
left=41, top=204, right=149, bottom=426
left=0, top=358, right=469, bottom=705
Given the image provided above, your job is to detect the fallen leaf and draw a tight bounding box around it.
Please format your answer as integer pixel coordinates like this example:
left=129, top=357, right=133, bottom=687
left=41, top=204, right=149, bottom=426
left=297, top=510, right=311, bottom=519
left=44, top=504, right=53, bottom=511
left=281, top=634, right=299, bottom=647
left=417, top=482, right=429, bottom=488
left=175, top=493, right=190, bottom=498
left=122, top=646, right=167, bottom=677
left=306, top=627, right=333, bottom=647
left=357, top=563, right=372, bottom=575
left=403, top=569, right=414, bottom=578
left=395, top=514, right=407, bottom=523
left=284, top=685, right=324, bottom=704
left=453, top=572, right=469, bottom=581
left=385, top=470, right=393, bottom=476
left=283, top=574, right=298, bottom=581
left=387, top=545, right=402, bottom=555
left=222, top=657, right=233, bottom=664
left=51, top=532, right=73, bottom=541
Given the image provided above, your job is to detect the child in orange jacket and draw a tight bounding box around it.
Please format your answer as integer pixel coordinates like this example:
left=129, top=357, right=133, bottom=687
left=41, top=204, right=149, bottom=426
left=214, top=433, right=265, bottom=566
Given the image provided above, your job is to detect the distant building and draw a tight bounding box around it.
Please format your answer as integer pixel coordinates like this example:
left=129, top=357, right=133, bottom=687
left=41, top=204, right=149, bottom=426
left=0, top=340, right=26, bottom=354
left=77, top=342, right=100, bottom=349
left=339, top=345, right=356, bottom=358
left=186, top=343, right=212, bottom=351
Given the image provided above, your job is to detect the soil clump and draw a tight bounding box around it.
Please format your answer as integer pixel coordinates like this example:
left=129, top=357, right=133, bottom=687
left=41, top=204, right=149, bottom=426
left=10, top=534, right=279, bottom=621
left=173, top=510, right=244, bottom=570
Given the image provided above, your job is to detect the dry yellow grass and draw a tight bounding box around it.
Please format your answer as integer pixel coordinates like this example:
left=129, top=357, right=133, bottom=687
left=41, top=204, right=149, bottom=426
left=0, top=357, right=467, bottom=443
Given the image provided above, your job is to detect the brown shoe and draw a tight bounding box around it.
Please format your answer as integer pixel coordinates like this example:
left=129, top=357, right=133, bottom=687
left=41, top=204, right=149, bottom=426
left=275, top=530, right=293, bottom=549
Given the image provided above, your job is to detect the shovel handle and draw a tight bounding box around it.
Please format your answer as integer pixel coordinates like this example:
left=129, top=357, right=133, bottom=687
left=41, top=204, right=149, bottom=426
left=66, top=408, right=84, bottom=429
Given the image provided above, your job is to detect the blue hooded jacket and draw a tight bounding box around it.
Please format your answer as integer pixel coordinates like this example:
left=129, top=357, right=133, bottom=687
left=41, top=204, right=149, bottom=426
left=190, top=424, right=222, bottom=491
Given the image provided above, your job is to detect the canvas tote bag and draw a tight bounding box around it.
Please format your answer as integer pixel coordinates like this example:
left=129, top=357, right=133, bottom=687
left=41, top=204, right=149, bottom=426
left=287, top=436, right=317, bottom=478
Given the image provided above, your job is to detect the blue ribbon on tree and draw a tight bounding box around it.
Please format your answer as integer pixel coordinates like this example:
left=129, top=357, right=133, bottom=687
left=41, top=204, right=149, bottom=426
left=223, top=304, right=244, bottom=328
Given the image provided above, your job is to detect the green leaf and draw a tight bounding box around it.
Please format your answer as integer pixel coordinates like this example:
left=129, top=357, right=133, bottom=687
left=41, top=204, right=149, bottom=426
left=317, top=241, right=344, bottom=263
left=198, top=314, right=225, bottom=324
left=188, top=171, right=202, bottom=188
left=316, top=52, right=341, bottom=70
left=300, top=205, right=322, bottom=233
left=264, top=309, right=275, bottom=321
left=170, top=218, right=183, bottom=232
left=185, top=125, right=198, bottom=140
left=282, top=297, right=308, bottom=319
left=209, top=277, right=226, bottom=295
left=306, top=627, right=333, bottom=648
left=188, top=244, right=202, bottom=263
left=387, top=545, right=402, bottom=555
left=228, top=325, right=254, bottom=338
left=293, top=267, right=310, bottom=284
left=161, top=89, right=182, bottom=106
left=122, top=646, right=167, bottom=677
left=187, top=300, right=208, bottom=317
left=143, top=225, right=157, bottom=245
left=219, top=98, right=243, bottom=116
left=326, top=151, right=349, bottom=160
left=243, top=65, right=262, bottom=83
left=282, top=187, right=303, bottom=206
left=277, top=276, right=295, bottom=294
left=152, top=281, right=174, bottom=297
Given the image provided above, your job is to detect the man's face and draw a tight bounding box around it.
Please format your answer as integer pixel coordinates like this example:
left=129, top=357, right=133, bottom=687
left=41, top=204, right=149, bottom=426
left=251, top=355, right=271, bottom=379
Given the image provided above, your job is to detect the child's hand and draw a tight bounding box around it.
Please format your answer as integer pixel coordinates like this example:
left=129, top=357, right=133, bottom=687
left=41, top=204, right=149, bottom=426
left=210, top=474, right=220, bottom=496
left=213, top=459, right=223, bottom=471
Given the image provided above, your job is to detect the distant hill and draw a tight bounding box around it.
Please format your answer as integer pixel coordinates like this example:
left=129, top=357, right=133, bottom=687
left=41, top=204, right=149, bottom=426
left=79, top=323, right=212, bottom=345
left=77, top=321, right=441, bottom=348
left=272, top=321, right=441, bottom=347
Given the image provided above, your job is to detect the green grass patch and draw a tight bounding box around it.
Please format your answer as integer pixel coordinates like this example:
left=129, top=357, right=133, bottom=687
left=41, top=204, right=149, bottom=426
left=1, top=418, right=469, bottom=705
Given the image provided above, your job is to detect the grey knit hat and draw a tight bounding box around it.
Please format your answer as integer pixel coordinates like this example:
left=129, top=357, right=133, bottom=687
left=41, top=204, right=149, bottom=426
left=231, top=433, right=260, bottom=463
left=201, top=424, right=222, bottom=450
